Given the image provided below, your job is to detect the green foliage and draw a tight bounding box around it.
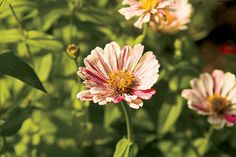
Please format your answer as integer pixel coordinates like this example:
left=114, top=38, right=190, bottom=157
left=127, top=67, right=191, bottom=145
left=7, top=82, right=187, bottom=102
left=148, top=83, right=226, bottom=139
left=0, top=106, right=33, bottom=136
left=113, top=138, right=138, bottom=157
left=0, top=0, right=235, bottom=157
left=0, top=52, right=46, bottom=92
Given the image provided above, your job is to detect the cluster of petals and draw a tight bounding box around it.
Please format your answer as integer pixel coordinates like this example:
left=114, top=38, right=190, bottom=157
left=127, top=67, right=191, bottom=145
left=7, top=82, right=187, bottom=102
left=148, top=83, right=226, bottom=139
left=150, top=0, right=192, bottom=33
left=119, top=0, right=192, bottom=32
left=181, top=70, right=236, bottom=129
left=77, top=42, right=160, bottom=109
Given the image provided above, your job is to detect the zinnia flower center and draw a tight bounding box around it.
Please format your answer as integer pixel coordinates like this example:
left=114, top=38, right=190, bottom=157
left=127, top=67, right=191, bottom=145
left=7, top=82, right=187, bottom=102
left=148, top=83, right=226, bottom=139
left=207, top=95, right=229, bottom=114
left=108, top=70, right=135, bottom=94
left=140, top=0, right=158, bottom=11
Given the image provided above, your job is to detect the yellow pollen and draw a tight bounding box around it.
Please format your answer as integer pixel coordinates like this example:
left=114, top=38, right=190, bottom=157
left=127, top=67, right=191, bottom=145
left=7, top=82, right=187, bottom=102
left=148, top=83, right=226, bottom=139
left=140, top=0, right=158, bottom=11
left=108, top=70, right=135, bottom=94
left=207, top=94, right=229, bottom=114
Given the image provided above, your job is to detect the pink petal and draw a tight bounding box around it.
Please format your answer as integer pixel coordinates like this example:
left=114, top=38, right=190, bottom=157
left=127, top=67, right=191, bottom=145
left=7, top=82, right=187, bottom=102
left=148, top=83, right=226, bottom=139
left=113, top=96, right=124, bottom=103
left=224, top=114, right=236, bottom=123
left=122, top=0, right=139, bottom=5
left=190, top=78, right=207, bottom=98
left=77, top=90, right=93, bottom=100
left=93, top=47, right=113, bottom=73
left=127, top=99, right=143, bottom=109
left=84, top=69, right=107, bottom=84
left=200, top=73, right=214, bottom=96
left=134, top=51, right=159, bottom=78
left=207, top=115, right=225, bottom=129
left=221, top=72, right=235, bottom=97
left=131, top=88, right=156, bottom=100
left=212, top=69, right=225, bottom=94
left=189, top=103, right=209, bottom=114
left=119, top=6, right=145, bottom=20
left=104, top=42, right=121, bottom=71
left=120, top=45, right=132, bottom=70
left=129, top=44, right=144, bottom=71
left=134, top=12, right=151, bottom=28
left=181, top=89, right=205, bottom=104
left=227, top=86, right=236, bottom=104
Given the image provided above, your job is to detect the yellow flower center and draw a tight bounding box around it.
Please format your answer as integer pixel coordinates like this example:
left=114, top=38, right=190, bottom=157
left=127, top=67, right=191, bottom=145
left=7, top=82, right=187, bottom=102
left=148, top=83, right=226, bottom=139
left=108, top=70, right=135, bottom=94
left=207, top=95, right=229, bottom=114
left=140, top=0, right=158, bottom=11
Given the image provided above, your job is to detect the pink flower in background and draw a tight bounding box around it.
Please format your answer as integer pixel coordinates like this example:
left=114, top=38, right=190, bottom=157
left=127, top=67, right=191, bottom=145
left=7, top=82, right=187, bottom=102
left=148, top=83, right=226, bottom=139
left=119, top=0, right=173, bottom=29
left=77, top=42, right=160, bottom=109
left=181, top=70, right=236, bottom=129
left=150, top=0, right=192, bottom=33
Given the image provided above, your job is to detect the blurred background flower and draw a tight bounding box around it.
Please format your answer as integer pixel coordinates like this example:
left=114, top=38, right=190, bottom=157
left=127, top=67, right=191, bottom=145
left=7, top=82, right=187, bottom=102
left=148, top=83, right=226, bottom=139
left=182, top=70, right=236, bottom=129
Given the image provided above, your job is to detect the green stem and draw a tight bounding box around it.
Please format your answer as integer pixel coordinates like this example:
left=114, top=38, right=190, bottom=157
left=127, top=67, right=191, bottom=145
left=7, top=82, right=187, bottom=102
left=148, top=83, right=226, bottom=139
left=74, top=58, right=79, bottom=69
left=206, top=126, right=214, bottom=141
left=121, top=101, right=133, bottom=142
left=201, top=126, right=214, bottom=157
left=9, top=4, right=33, bottom=65
left=141, top=24, right=148, bottom=43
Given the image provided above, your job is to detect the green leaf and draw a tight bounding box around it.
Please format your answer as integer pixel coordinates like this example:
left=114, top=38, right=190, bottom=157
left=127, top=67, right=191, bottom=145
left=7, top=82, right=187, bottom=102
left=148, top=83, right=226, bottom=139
left=0, top=119, right=5, bottom=126
left=0, top=106, right=33, bottom=136
left=41, top=8, right=68, bottom=31
left=34, top=53, right=53, bottom=81
left=26, top=30, right=63, bottom=51
left=0, top=0, right=10, bottom=9
left=113, top=138, right=138, bottom=157
left=0, top=52, right=46, bottom=92
left=0, top=29, right=22, bottom=43
left=157, top=96, right=183, bottom=136
left=185, top=138, right=209, bottom=157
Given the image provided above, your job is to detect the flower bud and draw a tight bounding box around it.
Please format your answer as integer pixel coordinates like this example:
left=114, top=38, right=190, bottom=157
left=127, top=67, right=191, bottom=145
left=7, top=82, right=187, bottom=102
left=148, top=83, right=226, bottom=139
left=66, top=44, right=79, bottom=59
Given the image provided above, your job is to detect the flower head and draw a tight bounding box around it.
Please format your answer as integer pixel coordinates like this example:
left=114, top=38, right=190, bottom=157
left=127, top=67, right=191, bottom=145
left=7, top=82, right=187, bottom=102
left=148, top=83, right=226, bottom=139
left=77, top=42, right=160, bottom=109
left=181, top=70, right=236, bottom=129
left=119, top=0, right=173, bottom=29
left=119, top=0, right=192, bottom=32
left=150, top=0, right=192, bottom=33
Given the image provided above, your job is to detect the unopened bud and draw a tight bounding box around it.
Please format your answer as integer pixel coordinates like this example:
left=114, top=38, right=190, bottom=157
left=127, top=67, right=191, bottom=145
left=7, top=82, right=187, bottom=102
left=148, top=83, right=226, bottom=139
left=66, top=44, right=79, bottom=59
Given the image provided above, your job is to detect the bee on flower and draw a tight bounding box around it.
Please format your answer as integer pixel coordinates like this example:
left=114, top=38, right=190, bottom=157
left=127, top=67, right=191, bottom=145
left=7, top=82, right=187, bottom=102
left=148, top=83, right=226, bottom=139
left=77, top=42, right=160, bottom=109
left=119, top=0, right=193, bottom=33
left=181, top=70, right=236, bottom=129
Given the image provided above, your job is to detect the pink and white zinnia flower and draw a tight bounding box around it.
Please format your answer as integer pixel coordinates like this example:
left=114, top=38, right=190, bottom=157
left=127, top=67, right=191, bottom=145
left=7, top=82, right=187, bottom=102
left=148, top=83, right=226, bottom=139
left=77, top=42, right=160, bottom=109
left=181, top=70, right=236, bottom=129
left=150, top=0, right=192, bottom=33
left=119, top=0, right=173, bottom=29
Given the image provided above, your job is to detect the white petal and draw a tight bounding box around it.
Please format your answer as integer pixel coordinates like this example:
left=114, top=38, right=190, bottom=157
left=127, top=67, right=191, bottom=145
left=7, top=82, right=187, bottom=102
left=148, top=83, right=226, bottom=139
left=221, top=72, right=236, bottom=97
left=200, top=73, right=214, bottom=96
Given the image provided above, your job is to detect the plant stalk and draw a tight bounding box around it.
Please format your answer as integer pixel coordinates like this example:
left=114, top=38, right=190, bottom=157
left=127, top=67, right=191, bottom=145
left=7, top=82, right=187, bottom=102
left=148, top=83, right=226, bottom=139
left=121, top=101, right=133, bottom=142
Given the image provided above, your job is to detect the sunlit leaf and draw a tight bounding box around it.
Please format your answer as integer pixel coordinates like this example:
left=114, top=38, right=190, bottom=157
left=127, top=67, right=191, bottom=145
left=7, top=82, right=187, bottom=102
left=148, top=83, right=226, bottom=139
left=185, top=138, right=209, bottom=157
left=157, top=96, right=183, bottom=136
left=0, top=52, right=46, bottom=92
left=0, top=0, right=10, bottom=10
left=0, top=29, right=22, bottom=43
left=113, top=138, right=138, bottom=157
left=34, top=53, right=53, bottom=81
left=26, top=30, right=63, bottom=51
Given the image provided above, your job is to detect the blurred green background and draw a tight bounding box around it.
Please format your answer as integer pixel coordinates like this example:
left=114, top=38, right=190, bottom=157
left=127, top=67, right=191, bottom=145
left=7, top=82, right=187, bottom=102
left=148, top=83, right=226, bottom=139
left=0, top=0, right=236, bottom=156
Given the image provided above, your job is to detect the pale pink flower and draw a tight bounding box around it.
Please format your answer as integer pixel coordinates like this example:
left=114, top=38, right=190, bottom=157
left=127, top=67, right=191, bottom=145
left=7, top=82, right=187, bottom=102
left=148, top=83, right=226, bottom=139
left=77, top=42, right=160, bottom=109
left=181, top=70, right=236, bottom=129
left=150, top=0, right=193, bottom=33
left=119, top=0, right=174, bottom=29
